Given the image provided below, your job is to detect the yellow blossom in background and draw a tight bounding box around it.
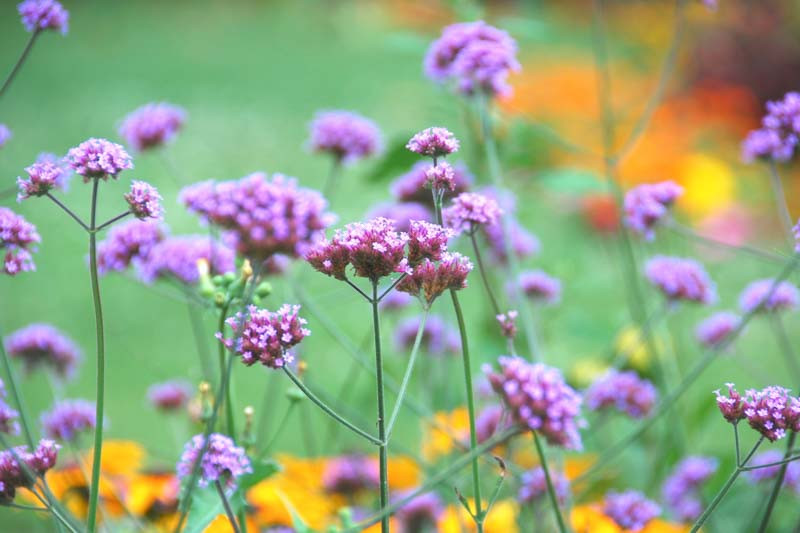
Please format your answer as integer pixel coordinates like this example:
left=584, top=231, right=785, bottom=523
left=676, top=152, right=735, bottom=217
left=614, top=326, right=664, bottom=372
left=439, top=500, right=519, bottom=533
left=387, top=456, right=420, bottom=490
left=570, top=358, right=611, bottom=389
left=126, top=472, right=178, bottom=517
left=204, top=514, right=258, bottom=532
left=83, top=440, right=146, bottom=476
left=422, top=407, right=470, bottom=461
left=571, top=504, right=689, bottom=533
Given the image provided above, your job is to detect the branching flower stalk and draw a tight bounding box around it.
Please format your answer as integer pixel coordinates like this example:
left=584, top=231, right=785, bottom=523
left=532, top=431, right=569, bottom=533
left=0, top=30, right=40, bottom=99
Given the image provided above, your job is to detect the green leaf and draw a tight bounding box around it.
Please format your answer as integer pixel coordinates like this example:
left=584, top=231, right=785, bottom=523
left=184, top=485, right=243, bottom=533
left=238, top=458, right=281, bottom=491
left=365, top=134, right=419, bottom=183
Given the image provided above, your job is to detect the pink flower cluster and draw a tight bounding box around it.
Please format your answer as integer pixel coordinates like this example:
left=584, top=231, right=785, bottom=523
left=16, top=161, right=65, bottom=200
left=138, top=235, right=235, bottom=285
left=147, top=380, right=192, bottom=412
left=405, top=127, right=460, bottom=158
left=4, top=323, right=82, bottom=380
left=176, top=433, right=251, bottom=490
left=66, top=138, right=133, bottom=181
left=715, top=383, right=800, bottom=441
left=739, top=278, right=799, bottom=313
left=645, top=256, right=716, bottom=305
left=322, top=455, right=379, bottom=495
left=397, top=252, right=473, bottom=306
left=624, top=181, right=683, bottom=240
left=0, top=207, right=40, bottom=276
left=308, top=110, right=382, bottom=164
left=119, top=102, right=186, bottom=152
left=41, top=399, right=97, bottom=442
left=96, top=220, right=165, bottom=274
left=514, top=270, right=561, bottom=305
left=695, top=311, right=741, bottom=349
left=125, top=180, right=163, bottom=220
left=585, top=370, right=658, bottom=419
left=18, top=0, right=68, bottom=34
left=496, top=310, right=518, bottom=339
left=0, top=440, right=59, bottom=502
left=603, top=490, right=661, bottom=531
left=443, top=192, right=503, bottom=233
left=390, top=160, right=472, bottom=207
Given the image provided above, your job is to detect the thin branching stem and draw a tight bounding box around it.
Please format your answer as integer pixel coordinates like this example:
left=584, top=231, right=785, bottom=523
left=0, top=30, right=39, bottom=99
left=533, top=431, right=570, bottom=533
left=371, top=280, right=390, bottom=533
left=45, top=193, right=90, bottom=232
left=214, top=480, right=241, bottom=533
left=94, top=211, right=132, bottom=233
left=385, top=310, right=429, bottom=440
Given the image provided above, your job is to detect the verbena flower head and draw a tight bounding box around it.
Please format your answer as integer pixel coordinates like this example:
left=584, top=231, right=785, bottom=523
left=394, top=491, right=444, bottom=533
left=696, top=311, right=741, bottom=349
left=645, top=256, right=716, bottom=305
left=390, top=161, right=472, bottom=206
left=746, top=450, right=800, bottom=491
left=5, top=323, right=81, bottom=380
left=219, top=304, right=310, bottom=369
left=366, top=201, right=432, bottom=232
left=739, top=278, right=799, bottom=313
left=443, top=192, right=503, bottom=233
left=407, top=220, right=453, bottom=265
left=0, top=439, right=60, bottom=502
left=379, top=289, right=415, bottom=311
left=424, top=21, right=519, bottom=97
left=716, top=383, right=800, bottom=441
left=394, top=315, right=460, bottom=357
left=97, top=219, right=165, bottom=274
left=475, top=404, right=510, bottom=443
left=496, top=310, right=518, bottom=339
left=125, top=180, right=163, bottom=220
left=397, top=252, right=472, bottom=306
left=585, top=370, right=657, bottom=419
left=119, top=102, right=186, bottom=152
left=424, top=162, right=457, bottom=193
left=138, top=235, right=235, bottom=284
left=514, top=270, right=561, bottom=305
left=148, top=380, right=192, bottom=412
left=306, top=217, right=408, bottom=281
left=18, top=0, right=68, bottom=34
left=41, top=399, right=97, bottom=442
left=742, top=91, right=800, bottom=163
left=662, top=456, right=718, bottom=522
left=519, top=467, right=570, bottom=505
left=17, top=160, right=65, bottom=201
left=25, top=439, right=60, bottom=476
left=406, top=127, right=459, bottom=158
left=484, top=217, right=540, bottom=264
left=603, top=490, right=661, bottom=531
left=624, top=181, right=683, bottom=240
left=484, top=356, right=584, bottom=449
left=180, top=172, right=334, bottom=261
left=714, top=383, right=745, bottom=424
left=0, top=207, right=40, bottom=276
left=66, top=138, right=133, bottom=181
left=322, top=455, right=379, bottom=495
left=176, top=433, right=251, bottom=489
left=308, top=110, right=382, bottom=164
left=0, top=125, right=11, bottom=149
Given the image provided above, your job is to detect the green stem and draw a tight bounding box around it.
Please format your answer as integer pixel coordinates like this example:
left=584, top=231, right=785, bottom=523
left=259, top=402, right=295, bottom=458
left=768, top=160, right=794, bottom=245
left=385, top=310, right=429, bottom=440
left=468, top=230, right=501, bottom=316
left=450, top=289, right=483, bottom=532
left=371, top=281, right=390, bottom=533
left=0, top=330, right=34, bottom=447
left=214, top=480, right=241, bottom=533
left=185, top=292, right=214, bottom=384
left=86, top=177, right=106, bottom=533
left=0, top=30, right=39, bottom=99
left=218, top=302, right=236, bottom=438
left=322, top=158, right=342, bottom=201
left=533, top=431, right=569, bottom=533
left=45, top=193, right=90, bottom=232
left=94, top=211, right=131, bottom=233
left=757, top=416, right=798, bottom=532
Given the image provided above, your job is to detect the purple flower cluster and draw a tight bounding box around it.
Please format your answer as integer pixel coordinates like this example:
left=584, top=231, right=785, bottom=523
left=219, top=304, right=310, bottom=369
left=484, top=356, right=584, bottom=449
left=645, top=256, right=716, bottom=304
left=742, top=92, right=800, bottom=162
left=18, top=0, right=68, bottom=34
left=0, top=439, right=59, bottom=502
left=138, top=235, right=235, bottom=285
left=0, top=378, right=20, bottom=436
left=125, top=180, right=163, bottom=220
left=394, top=491, right=444, bottom=533
left=41, top=399, right=97, bottom=442
left=0, top=207, right=40, bottom=276
left=308, top=110, right=382, bottom=164
left=475, top=404, right=510, bottom=443
left=739, top=278, right=799, bottom=313
left=390, top=161, right=472, bottom=206
left=407, top=220, right=453, bottom=265
left=148, top=380, right=192, bottom=412
left=443, top=192, right=503, bottom=233
left=379, top=290, right=415, bottom=311
left=4, top=323, right=81, bottom=379
left=695, top=311, right=741, bottom=349
left=366, top=201, right=432, bottom=232
left=746, top=450, right=800, bottom=491
left=715, top=383, right=800, bottom=441
left=176, top=433, right=252, bottom=489
left=322, top=455, right=379, bottom=495
left=119, top=102, right=187, bottom=152
left=585, top=370, right=657, bottom=419
left=17, top=160, right=66, bottom=200
left=405, top=127, right=460, bottom=158
left=624, top=181, right=683, bottom=240
left=662, top=456, right=718, bottom=522
left=181, top=172, right=334, bottom=261
left=425, top=21, right=520, bottom=98
left=96, top=219, right=165, bottom=274
left=514, top=270, right=561, bottom=305
left=393, top=315, right=460, bottom=356
left=603, top=490, right=661, bottom=531
left=397, top=252, right=473, bottom=306
left=66, top=138, right=133, bottom=181
left=483, top=216, right=540, bottom=264
left=518, top=466, right=570, bottom=505
left=0, top=125, right=11, bottom=148
left=496, top=310, right=518, bottom=339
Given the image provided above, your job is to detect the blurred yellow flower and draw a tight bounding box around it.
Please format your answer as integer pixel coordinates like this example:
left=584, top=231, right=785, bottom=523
left=570, top=358, right=611, bottom=389
left=439, top=500, right=519, bottom=533
left=676, top=152, right=735, bottom=217
left=422, top=407, right=470, bottom=461
left=204, top=514, right=258, bottom=532
left=571, top=504, right=689, bottom=533
left=614, top=326, right=664, bottom=372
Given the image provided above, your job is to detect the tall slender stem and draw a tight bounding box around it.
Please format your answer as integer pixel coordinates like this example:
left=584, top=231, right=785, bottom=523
left=468, top=231, right=501, bottom=315
left=371, top=280, right=390, bottom=533
left=757, top=413, right=799, bottom=531
left=45, top=193, right=90, bottom=232
left=214, top=480, right=241, bottom=533
left=322, top=159, right=342, bottom=201
left=185, top=294, right=214, bottom=383
left=0, top=30, right=39, bottom=99
left=0, top=331, right=34, bottom=447
left=451, top=290, right=484, bottom=532
left=533, top=431, right=569, bottom=533
left=86, top=177, right=106, bottom=533
left=768, top=160, right=794, bottom=244
left=217, top=302, right=236, bottom=438
left=385, top=310, right=429, bottom=440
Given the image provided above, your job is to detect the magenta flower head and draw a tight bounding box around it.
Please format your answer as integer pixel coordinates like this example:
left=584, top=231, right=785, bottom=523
left=125, top=180, right=163, bottom=220
left=406, top=127, right=459, bottom=158
left=443, top=192, right=503, bottom=233
left=484, top=217, right=540, bottom=264
left=714, top=383, right=745, bottom=424
left=219, top=304, right=310, bottom=369
left=475, top=404, right=511, bottom=444
left=366, top=201, right=433, bottom=233
left=514, top=270, right=561, bottom=305
left=394, top=491, right=444, bottom=533
left=585, top=370, right=657, bottom=419
left=695, top=311, right=741, bottom=349
left=0, top=207, right=40, bottom=276
left=17, top=160, right=65, bottom=201
left=645, top=256, right=716, bottom=305
left=380, top=289, right=415, bottom=311
left=390, top=161, right=472, bottom=206
left=0, top=439, right=60, bottom=502
left=496, top=310, right=518, bottom=339
left=424, top=162, right=457, bottom=193
left=4, top=323, right=81, bottom=380
left=394, top=315, right=460, bottom=357
left=662, top=456, right=718, bottom=522
left=181, top=172, right=334, bottom=261
left=624, top=181, right=683, bottom=240
left=308, top=110, right=382, bottom=164
left=0, top=125, right=11, bottom=149
left=41, top=399, right=97, bottom=442
left=148, top=380, right=192, bottom=412
left=407, top=220, right=453, bottom=265
left=138, top=235, right=234, bottom=285
left=96, top=219, right=165, bottom=274
left=519, top=466, right=570, bottom=505
left=603, top=490, right=661, bottom=531
left=425, top=21, right=520, bottom=98
left=742, top=386, right=800, bottom=441
left=742, top=91, right=800, bottom=163
left=177, top=433, right=251, bottom=490
left=484, top=356, right=584, bottom=449
left=18, top=0, right=68, bottom=34
left=397, top=252, right=473, bottom=307
left=65, top=138, right=133, bottom=181
left=119, top=102, right=186, bottom=152
left=322, top=455, right=379, bottom=495
left=746, top=450, right=800, bottom=491
left=739, top=278, right=799, bottom=313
